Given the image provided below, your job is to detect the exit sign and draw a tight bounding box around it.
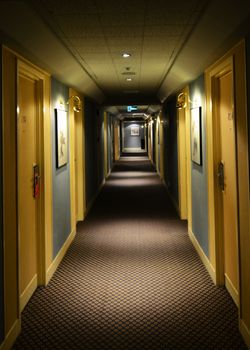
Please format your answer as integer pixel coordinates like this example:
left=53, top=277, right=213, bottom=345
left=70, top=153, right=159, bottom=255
left=127, top=105, right=137, bottom=112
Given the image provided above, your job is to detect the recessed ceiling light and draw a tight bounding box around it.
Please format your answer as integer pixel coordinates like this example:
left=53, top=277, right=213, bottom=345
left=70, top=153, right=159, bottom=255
left=126, top=78, right=132, bottom=82
left=122, top=53, right=131, bottom=58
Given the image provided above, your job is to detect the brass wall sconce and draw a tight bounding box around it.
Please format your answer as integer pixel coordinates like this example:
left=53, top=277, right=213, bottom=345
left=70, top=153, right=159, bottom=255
left=176, top=92, right=187, bottom=109
left=67, top=95, right=82, bottom=112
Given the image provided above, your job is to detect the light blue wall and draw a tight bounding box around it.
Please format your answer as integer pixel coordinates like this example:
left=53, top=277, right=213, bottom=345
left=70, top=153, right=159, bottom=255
left=51, top=78, right=71, bottom=258
left=123, top=121, right=144, bottom=149
left=190, top=74, right=209, bottom=257
left=163, top=97, right=179, bottom=205
left=0, top=45, right=4, bottom=343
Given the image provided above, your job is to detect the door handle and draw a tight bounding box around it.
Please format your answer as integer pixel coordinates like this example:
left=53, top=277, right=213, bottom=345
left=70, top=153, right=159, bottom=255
left=218, top=161, right=224, bottom=192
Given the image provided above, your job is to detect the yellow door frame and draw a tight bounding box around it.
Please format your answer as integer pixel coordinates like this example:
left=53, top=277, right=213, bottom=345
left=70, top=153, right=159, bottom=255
left=177, top=86, right=192, bottom=227
left=205, top=40, right=250, bottom=347
left=2, top=47, right=52, bottom=345
left=103, top=112, right=108, bottom=177
left=114, top=119, right=120, bottom=161
left=68, top=89, right=85, bottom=225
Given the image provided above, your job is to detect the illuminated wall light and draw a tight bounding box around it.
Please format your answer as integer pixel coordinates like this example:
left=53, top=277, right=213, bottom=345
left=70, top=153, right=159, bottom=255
left=122, top=52, right=131, bottom=58
left=126, top=78, right=132, bottom=82
left=17, top=106, right=20, bottom=114
left=67, top=95, right=82, bottom=112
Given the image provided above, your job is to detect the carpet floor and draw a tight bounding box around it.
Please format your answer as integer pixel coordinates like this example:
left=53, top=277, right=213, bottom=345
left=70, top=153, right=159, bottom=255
left=12, top=158, right=247, bottom=349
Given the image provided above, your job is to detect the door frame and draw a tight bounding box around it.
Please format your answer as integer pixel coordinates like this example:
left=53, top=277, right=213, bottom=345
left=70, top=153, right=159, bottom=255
left=206, top=56, right=238, bottom=287
left=210, top=57, right=236, bottom=286
left=205, top=41, right=250, bottom=337
left=177, top=87, right=192, bottom=223
left=2, top=47, right=52, bottom=338
left=17, top=61, right=44, bottom=311
left=68, top=88, right=85, bottom=224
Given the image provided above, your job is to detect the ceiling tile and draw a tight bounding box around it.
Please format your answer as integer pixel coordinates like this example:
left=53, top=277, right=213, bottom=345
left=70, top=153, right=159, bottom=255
left=142, top=38, right=176, bottom=53
left=144, top=25, right=185, bottom=37
left=40, top=0, right=99, bottom=14
left=145, top=11, right=192, bottom=25
left=103, top=26, right=144, bottom=37
left=76, top=45, right=110, bottom=54
left=96, top=0, right=147, bottom=13
left=107, top=37, right=143, bottom=52
left=54, top=15, right=103, bottom=37
left=76, top=53, right=111, bottom=61
left=69, top=37, right=107, bottom=48
left=100, top=13, right=145, bottom=26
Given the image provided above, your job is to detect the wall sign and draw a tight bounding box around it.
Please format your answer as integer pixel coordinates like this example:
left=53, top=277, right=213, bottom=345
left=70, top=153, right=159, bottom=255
left=191, top=106, right=202, bottom=165
left=55, top=108, right=68, bottom=168
left=131, top=125, right=139, bottom=136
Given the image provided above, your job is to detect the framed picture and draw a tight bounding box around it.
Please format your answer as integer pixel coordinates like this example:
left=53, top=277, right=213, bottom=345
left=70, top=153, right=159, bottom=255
left=55, top=109, right=68, bottom=168
left=191, top=106, right=202, bottom=165
left=131, top=125, right=139, bottom=136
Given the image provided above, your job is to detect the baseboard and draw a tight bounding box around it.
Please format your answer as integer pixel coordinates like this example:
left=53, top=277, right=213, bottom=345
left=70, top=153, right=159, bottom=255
left=46, top=228, right=76, bottom=284
left=161, top=179, right=180, bottom=216
left=240, top=319, right=250, bottom=349
left=19, top=274, right=37, bottom=312
left=85, top=179, right=105, bottom=218
left=224, top=273, right=239, bottom=307
left=0, top=319, right=21, bottom=350
left=188, top=229, right=216, bottom=284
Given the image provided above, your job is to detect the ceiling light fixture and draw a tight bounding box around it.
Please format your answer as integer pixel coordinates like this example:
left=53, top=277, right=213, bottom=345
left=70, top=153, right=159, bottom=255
left=122, top=52, right=131, bottom=58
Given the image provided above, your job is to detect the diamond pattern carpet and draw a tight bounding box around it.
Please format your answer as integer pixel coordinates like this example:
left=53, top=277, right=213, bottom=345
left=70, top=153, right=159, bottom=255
left=12, top=158, right=247, bottom=349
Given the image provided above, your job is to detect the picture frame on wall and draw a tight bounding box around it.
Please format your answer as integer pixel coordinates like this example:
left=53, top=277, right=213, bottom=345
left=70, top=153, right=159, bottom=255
left=131, top=125, right=139, bottom=136
left=55, top=108, right=68, bottom=168
left=191, top=106, right=202, bottom=165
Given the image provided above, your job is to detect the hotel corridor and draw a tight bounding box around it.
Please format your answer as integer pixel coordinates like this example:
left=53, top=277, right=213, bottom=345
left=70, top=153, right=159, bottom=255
left=12, top=158, right=246, bottom=349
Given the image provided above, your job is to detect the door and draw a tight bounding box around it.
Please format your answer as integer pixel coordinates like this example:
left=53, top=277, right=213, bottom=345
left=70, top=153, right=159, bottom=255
left=178, top=107, right=188, bottom=219
left=18, top=73, right=39, bottom=311
left=218, top=70, right=239, bottom=305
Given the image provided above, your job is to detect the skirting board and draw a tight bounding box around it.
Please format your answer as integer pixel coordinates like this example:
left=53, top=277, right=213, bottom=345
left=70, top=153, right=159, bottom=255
left=85, top=178, right=105, bottom=218
left=240, top=319, right=250, bottom=349
left=19, top=274, right=37, bottom=312
left=225, top=273, right=239, bottom=307
left=0, top=319, right=20, bottom=350
left=46, top=228, right=76, bottom=285
left=161, top=179, right=180, bottom=216
left=188, top=229, right=216, bottom=285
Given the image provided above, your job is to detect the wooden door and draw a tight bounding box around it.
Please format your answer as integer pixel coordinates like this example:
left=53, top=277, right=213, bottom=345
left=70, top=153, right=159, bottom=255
left=18, top=74, right=39, bottom=311
left=218, top=70, right=239, bottom=304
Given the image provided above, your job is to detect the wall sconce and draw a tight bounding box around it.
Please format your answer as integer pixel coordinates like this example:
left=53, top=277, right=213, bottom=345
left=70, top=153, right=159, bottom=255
left=67, top=95, right=82, bottom=112
left=176, top=92, right=187, bottom=109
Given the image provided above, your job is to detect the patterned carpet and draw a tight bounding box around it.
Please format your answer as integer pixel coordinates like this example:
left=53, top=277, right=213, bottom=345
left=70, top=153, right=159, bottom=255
left=12, top=158, right=247, bottom=349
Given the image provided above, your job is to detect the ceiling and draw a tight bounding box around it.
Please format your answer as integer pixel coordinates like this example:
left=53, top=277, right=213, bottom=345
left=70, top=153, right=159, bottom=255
left=0, top=0, right=250, bottom=116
